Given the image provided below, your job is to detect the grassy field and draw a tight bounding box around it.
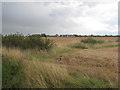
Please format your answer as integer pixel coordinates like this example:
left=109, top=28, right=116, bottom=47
left=2, top=36, right=119, bottom=88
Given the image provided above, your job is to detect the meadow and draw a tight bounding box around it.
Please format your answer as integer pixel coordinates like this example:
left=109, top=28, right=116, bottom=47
left=2, top=34, right=119, bottom=88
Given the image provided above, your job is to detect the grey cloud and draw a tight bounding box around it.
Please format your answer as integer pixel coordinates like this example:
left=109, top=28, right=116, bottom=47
left=0, top=3, right=2, bottom=33
left=2, top=2, right=118, bottom=35
left=2, top=2, right=80, bottom=34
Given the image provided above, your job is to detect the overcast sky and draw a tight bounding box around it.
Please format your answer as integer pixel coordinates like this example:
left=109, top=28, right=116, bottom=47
left=2, top=1, right=118, bottom=35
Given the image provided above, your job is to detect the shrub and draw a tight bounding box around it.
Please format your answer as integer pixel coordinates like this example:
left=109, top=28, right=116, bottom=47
left=81, top=38, right=104, bottom=44
left=2, top=34, right=54, bottom=51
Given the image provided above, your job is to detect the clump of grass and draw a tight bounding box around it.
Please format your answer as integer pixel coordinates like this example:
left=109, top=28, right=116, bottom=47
left=81, top=38, right=104, bottom=44
left=70, top=43, right=88, bottom=49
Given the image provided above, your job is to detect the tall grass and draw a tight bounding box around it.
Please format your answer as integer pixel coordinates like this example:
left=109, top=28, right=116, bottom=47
left=2, top=56, right=25, bottom=88
left=63, top=73, right=113, bottom=88
left=22, top=61, right=69, bottom=88
left=2, top=47, right=117, bottom=88
left=2, top=36, right=118, bottom=88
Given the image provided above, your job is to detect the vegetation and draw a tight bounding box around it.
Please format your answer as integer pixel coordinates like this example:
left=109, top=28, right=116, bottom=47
left=70, top=38, right=104, bottom=49
left=98, top=44, right=120, bottom=49
left=46, top=34, right=120, bottom=37
left=2, top=47, right=117, bottom=88
left=116, top=39, right=120, bottom=42
left=63, top=73, right=115, bottom=88
left=2, top=34, right=118, bottom=88
left=2, top=34, right=54, bottom=51
left=81, top=38, right=104, bottom=44
left=2, top=56, right=25, bottom=88
left=70, top=43, right=88, bottom=49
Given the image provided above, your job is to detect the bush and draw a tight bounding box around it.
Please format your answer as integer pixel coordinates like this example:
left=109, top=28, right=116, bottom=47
left=81, top=38, right=104, bottom=44
left=2, top=34, right=54, bottom=51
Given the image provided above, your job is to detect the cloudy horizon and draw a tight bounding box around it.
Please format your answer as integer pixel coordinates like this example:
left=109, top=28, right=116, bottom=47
left=2, top=1, right=118, bottom=35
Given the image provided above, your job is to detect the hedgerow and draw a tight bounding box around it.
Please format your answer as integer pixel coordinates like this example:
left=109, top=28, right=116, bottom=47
left=2, top=34, right=54, bottom=51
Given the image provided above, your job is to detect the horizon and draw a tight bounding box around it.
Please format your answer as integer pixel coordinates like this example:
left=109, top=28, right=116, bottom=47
left=1, top=32, right=119, bottom=36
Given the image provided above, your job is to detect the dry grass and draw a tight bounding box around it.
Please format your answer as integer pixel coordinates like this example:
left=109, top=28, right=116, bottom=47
left=48, top=37, right=118, bottom=48
left=55, top=47, right=118, bottom=84
left=2, top=37, right=119, bottom=88
left=22, top=60, right=69, bottom=88
left=2, top=47, right=27, bottom=61
left=2, top=47, right=70, bottom=88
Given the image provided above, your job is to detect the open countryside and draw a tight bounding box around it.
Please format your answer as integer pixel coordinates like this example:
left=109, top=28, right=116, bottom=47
left=2, top=34, right=119, bottom=88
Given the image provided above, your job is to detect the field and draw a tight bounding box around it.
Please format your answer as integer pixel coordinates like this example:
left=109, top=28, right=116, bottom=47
left=2, top=36, right=119, bottom=88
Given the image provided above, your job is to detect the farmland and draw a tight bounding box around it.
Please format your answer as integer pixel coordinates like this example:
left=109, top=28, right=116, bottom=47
left=2, top=36, right=119, bottom=88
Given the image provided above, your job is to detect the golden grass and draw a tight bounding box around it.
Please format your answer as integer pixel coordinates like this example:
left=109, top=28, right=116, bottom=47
left=2, top=47, right=70, bottom=88
left=22, top=60, right=69, bottom=88
left=2, top=37, right=119, bottom=88
left=67, top=65, right=118, bottom=84
left=2, top=47, right=27, bottom=61
left=56, top=47, right=118, bottom=83
left=48, top=37, right=118, bottom=48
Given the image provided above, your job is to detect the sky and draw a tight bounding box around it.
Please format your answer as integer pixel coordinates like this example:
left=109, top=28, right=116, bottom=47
left=1, top=0, right=118, bottom=35
left=0, top=3, right=1, bottom=33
